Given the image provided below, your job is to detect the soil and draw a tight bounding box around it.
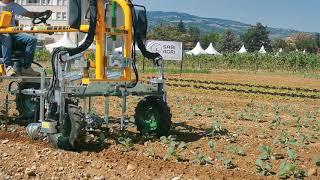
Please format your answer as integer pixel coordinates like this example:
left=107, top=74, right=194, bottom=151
left=0, top=71, right=320, bottom=179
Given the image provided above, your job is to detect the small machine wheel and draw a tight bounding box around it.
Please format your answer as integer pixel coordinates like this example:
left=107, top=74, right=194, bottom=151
left=15, top=82, right=40, bottom=121
left=48, top=104, right=86, bottom=150
left=134, top=96, right=172, bottom=137
left=49, top=104, right=105, bottom=150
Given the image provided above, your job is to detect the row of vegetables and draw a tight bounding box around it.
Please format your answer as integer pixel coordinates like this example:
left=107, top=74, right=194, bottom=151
left=164, top=78, right=320, bottom=99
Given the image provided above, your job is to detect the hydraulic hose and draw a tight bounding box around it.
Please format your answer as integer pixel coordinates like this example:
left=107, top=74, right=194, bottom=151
left=133, top=7, right=162, bottom=64
left=67, top=0, right=97, bottom=56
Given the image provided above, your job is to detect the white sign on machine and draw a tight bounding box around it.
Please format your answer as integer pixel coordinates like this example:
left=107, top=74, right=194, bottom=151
left=146, top=40, right=183, bottom=61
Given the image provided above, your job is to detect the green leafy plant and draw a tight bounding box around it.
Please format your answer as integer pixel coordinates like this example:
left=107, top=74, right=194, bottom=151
left=277, top=161, right=306, bottom=179
left=209, top=120, right=229, bottom=137
left=273, top=131, right=297, bottom=147
left=287, top=149, right=298, bottom=162
left=160, top=136, right=187, bottom=161
left=217, top=154, right=236, bottom=169
left=227, top=145, right=246, bottom=156
left=255, top=159, right=273, bottom=176
left=208, top=140, right=217, bottom=151
left=223, top=158, right=236, bottom=169
left=193, top=151, right=213, bottom=165
left=269, top=114, right=285, bottom=130
left=297, top=133, right=317, bottom=147
left=258, top=145, right=273, bottom=160
left=118, top=137, right=134, bottom=152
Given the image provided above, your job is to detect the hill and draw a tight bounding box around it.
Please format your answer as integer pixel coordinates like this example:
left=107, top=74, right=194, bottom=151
left=147, top=11, right=301, bottom=39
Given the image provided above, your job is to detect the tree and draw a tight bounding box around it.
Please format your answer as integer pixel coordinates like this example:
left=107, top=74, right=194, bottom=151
left=147, top=24, right=190, bottom=46
left=188, top=26, right=201, bottom=45
left=272, top=38, right=287, bottom=51
left=241, top=22, right=272, bottom=52
left=315, top=33, right=320, bottom=48
left=287, top=32, right=317, bottom=53
left=200, top=32, right=221, bottom=48
left=217, top=29, right=240, bottom=53
left=148, top=24, right=180, bottom=41
left=177, top=19, right=187, bottom=33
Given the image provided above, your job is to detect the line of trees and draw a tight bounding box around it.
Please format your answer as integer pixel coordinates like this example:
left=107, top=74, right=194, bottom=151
left=147, top=21, right=320, bottom=53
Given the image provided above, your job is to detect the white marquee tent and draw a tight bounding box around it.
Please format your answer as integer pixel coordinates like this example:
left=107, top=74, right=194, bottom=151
left=186, top=42, right=207, bottom=56
left=114, top=45, right=141, bottom=54
left=259, top=45, right=267, bottom=54
left=279, top=48, right=283, bottom=53
left=205, top=43, right=221, bottom=55
left=238, top=45, right=247, bottom=54
left=45, top=32, right=77, bottom=53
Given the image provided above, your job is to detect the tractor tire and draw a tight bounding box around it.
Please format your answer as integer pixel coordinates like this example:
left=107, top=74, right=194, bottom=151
left=134, top=96, right=172, bottom=137
left=15, top=82, right=40, bottom=121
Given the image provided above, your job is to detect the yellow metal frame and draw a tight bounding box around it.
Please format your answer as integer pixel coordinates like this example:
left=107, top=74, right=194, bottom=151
left=0, top=11, right=12, bottom=28
left=82, top=0, right=133, bottom=84
left=0, top=0, right=134, bottom=84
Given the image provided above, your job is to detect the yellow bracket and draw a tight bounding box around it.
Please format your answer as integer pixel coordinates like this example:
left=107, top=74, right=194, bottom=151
left=0, top=11, right=12, bottom=28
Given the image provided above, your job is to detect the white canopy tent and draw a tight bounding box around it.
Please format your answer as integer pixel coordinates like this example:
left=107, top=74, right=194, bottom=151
left=45, top=32, right=77, bottom=53
left=114, top=45, right=141, bottom=54
left=258, top=45, right=267, bottom=54
left=238, top=45, right=247, bottom=54
left=186, top=42, right=207, bottom=56
left=279, top=48, right=283, bottom=53
left=205, top=43, right=221, bottom=55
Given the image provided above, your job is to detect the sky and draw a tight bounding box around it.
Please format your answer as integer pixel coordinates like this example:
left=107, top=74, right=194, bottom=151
left=134, top=0, right=319, bottom=33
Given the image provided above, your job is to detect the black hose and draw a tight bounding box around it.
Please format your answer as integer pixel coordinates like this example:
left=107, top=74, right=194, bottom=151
left=67, top=0, right=97, bottom=56
left=132, top=6, right=162, bottom=61
left=32, top=61, right=43, bottom=68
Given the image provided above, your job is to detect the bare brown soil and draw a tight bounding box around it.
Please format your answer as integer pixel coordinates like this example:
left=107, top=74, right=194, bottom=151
left=0, top=72, right=320, bottom=179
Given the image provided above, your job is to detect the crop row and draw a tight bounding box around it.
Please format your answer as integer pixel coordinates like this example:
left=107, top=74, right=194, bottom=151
left=165, top=78, right=320, bottom=93
left=164, top=80, right=320, bottom=99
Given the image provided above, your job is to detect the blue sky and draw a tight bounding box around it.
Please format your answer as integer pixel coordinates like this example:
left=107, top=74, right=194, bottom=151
left=134, top=0, right=319, bottom=33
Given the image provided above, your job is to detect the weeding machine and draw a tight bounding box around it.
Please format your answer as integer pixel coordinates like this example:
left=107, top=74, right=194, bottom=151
left=0, top=0, right=172, bottom=150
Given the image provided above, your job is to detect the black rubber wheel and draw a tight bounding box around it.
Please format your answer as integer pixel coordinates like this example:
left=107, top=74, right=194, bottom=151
left=67, top=104, right=87, bottom=148
left=134, top=96, right=172, bottom=137
left=49, top=104, right=105, bottom=151
left=15, top=82, right=40, bottom=120
left=48, top=104, right=86, bottom=150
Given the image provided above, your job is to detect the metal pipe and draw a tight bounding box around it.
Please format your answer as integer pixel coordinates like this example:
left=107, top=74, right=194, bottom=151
left=39, top=69, right=45, bottom=122
left=88, top=97, right=92, bottom=113
left=104, top=96, right=109, bottom=126
left=120, top=88, right=127, bottom=130
left=4, top=94, right=8, bottom=131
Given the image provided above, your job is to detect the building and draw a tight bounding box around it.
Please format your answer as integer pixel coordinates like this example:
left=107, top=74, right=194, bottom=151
left=15, top=0, right=70, bottom=42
